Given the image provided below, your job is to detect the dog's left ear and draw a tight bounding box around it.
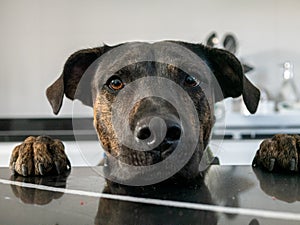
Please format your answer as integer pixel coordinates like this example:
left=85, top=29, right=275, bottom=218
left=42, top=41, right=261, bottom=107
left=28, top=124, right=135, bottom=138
left=204, top=47, right=260, bottom=114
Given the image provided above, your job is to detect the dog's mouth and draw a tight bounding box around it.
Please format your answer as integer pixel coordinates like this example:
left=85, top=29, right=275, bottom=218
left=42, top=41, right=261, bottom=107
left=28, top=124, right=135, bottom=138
left=149, top=139, right=179, bottom=161
left=145, top=140, right=178, bottom=164
left=114, top=139, right=179, bottom=166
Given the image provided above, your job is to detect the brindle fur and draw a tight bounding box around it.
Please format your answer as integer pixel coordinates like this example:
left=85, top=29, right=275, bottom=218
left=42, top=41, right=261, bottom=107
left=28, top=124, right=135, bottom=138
left=10, top=136, right=70, bottom=176
left=93, top=61, right=215, bottom=179
left=253, top=134, right=300, bottom=172
left=10, top=41, right=261, bottom=180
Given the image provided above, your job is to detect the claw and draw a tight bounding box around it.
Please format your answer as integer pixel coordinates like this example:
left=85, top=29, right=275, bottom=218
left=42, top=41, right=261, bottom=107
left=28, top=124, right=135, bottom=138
left=66, top=157, right=71, bottom=170
left=252, top=155, right=258, bottom=167
left=289, top=158, right=296, bottom=171
left=10, top=162, right=16, bottom=175
left=22, top=164, right=28, bottom=176
left=54, top=161, right=61, bottom=174
left=268, top=158, right=275, bottom=171
left=38, top=163, right=45, bottom=175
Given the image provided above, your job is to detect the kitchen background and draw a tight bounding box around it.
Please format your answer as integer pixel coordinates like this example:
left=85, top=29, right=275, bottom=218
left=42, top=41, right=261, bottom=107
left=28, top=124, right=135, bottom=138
left=1, top=0, right=300, bottom=167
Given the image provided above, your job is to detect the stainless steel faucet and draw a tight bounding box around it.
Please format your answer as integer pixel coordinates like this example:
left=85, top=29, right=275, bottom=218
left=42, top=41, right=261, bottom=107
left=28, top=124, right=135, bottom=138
left=275, top=61, right=300, bottom=111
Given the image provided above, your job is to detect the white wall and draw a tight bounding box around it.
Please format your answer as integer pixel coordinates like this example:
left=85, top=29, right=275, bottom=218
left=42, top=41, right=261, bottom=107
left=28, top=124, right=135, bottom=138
left=1, top=0, right=300, bottom=117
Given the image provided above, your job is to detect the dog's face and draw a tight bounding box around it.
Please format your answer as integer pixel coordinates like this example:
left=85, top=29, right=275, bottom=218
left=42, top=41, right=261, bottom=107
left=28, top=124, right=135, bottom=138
left=93, top=60, right=214, bottom=179
left=46, top=41, right=260, bottom=184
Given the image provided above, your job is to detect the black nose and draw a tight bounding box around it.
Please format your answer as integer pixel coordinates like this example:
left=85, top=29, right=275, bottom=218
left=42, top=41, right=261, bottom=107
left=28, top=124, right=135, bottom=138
left=136, top=126, right=152, bottom=140
left=165, top=125, right=181, bottom=141
left=136, top=123, right=181, bottom=142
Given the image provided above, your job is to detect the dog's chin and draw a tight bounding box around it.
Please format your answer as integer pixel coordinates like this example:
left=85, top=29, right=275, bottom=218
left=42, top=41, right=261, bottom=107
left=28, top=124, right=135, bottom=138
left=111, top=140, right=180, bottom=166
left=173, top=157, right=202, bottom=181
left=103, top=155, right=202, bottom=186
left=103, top=143, right=203, bottom=186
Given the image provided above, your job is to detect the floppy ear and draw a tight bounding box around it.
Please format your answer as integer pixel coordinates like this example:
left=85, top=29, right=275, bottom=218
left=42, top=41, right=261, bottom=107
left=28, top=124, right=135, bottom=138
left=204, top=47, right=260, bottom=114
left=46, top=46, right=111, bottom=115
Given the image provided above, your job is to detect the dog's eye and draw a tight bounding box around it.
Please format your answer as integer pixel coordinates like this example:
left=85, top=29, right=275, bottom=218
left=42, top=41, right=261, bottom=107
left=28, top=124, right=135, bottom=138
left=184, top=75, right=199, bottom=87
left=108, top=76, right=124, bottom=91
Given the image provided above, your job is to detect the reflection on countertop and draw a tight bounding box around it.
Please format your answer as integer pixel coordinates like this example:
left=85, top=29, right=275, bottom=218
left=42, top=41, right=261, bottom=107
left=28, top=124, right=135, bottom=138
left=0, top=166, right=300, bottom=225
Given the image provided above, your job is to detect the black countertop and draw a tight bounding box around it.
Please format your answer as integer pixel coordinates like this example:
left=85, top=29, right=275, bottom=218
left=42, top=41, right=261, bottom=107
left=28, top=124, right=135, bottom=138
left=0, top=165, right=300, bottom=225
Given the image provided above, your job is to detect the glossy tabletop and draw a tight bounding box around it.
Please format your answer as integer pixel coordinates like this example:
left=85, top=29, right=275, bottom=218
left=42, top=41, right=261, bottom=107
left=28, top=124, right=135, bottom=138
left=0, top=165, right=300, bottom=225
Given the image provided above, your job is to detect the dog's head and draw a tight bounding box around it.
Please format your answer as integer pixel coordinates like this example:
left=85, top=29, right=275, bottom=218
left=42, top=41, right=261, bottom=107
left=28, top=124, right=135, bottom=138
left=46, top=41, right=260, bottom=185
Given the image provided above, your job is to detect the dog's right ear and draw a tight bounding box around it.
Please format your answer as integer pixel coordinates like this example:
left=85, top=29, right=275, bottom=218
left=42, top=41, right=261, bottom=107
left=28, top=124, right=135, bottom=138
left=46, top=46, right=111, bottom=115
left=202, top=46, right=260, bottom=114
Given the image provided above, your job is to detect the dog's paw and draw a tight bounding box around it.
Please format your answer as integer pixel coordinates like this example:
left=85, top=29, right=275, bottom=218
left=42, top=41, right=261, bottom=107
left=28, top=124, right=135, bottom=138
left=252, top=134, right=299, bottom=172
left=9, top=136, right=71, bottom=176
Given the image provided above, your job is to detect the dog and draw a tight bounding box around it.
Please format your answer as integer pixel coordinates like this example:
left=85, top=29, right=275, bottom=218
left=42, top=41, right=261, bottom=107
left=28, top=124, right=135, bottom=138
left=10, top=40, right=266, bottom=184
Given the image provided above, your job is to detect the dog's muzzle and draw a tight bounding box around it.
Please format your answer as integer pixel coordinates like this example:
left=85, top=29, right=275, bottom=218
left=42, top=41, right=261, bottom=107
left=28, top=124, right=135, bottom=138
left=134, top=116, right=182, bottom=158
